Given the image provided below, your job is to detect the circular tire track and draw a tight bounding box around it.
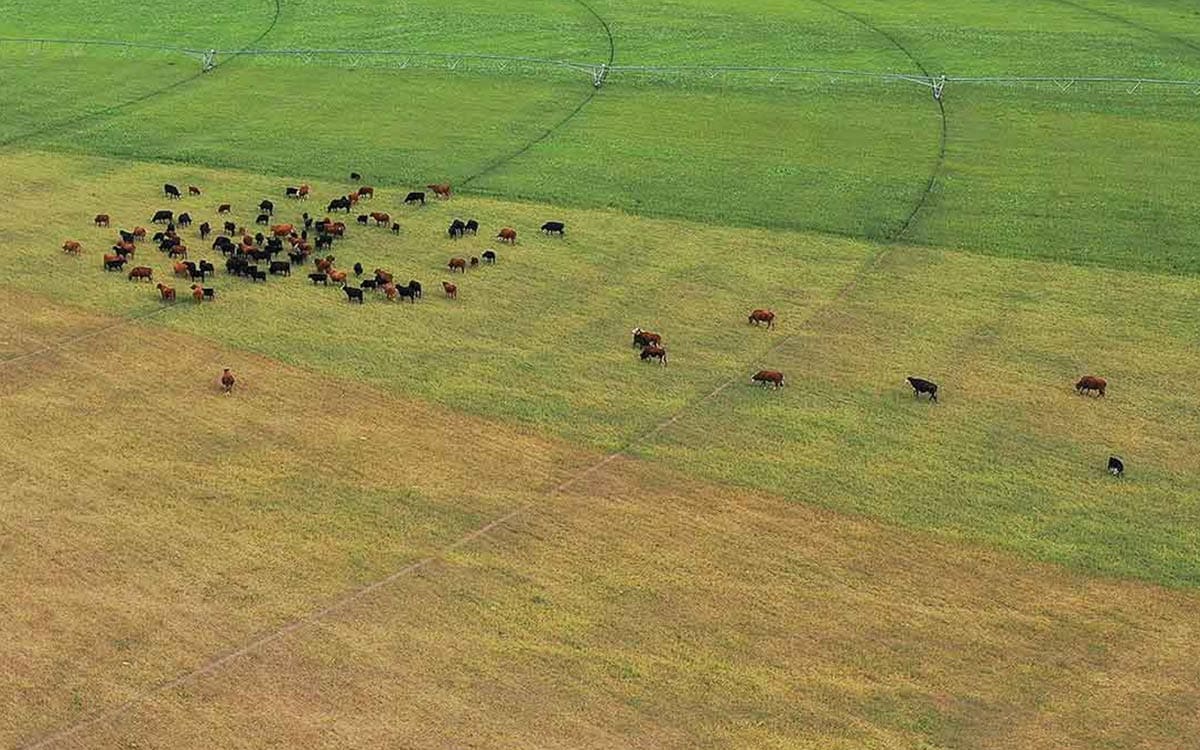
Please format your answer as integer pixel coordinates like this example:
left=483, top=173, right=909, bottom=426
left=813, top=0, right=947, bottom=242
left=0, top=0, right=282, bottom=150
left=461, top=0, right=615, bottom=186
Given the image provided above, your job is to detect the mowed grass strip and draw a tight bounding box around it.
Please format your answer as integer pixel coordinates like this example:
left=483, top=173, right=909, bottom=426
left=637, top=244, right=1200, bottom=585
left=0, top=290, right=597, bottom=747
left=57, top=455, right=1200, bottom=749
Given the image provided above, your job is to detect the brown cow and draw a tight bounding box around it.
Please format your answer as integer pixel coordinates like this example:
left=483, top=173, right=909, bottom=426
left=114, top=240, right=136, bottom=255
left=173, top=261, right=190, bottom=276
left=496, top=227, right=517, bottom=244
left=220, top=368, right=236, bottom=393
left=168, top=244, right=188, bottom=259
left=328, top=269, right=348, bottom=285
left=374, top=268, right=393, bottom=285
left=640, top=345, right=668, bottom=366
left=748, top=309, right=775, bottom=329
left=188, top=186, right=202, bottom=196
left=752, top=370, right=785, bottom=388
left=1075, top=375, right=1107, bottom=397
left=189, top=284, right=206, bottom=303
left=315, top=256, right=335, bottom=272
left=358, top=186, right=374, bottom=199
left=271, top=223, right=294, bottom=237
left=218, top=203, right=231, bottom=214
left=383, top=282, right=397, bottom=301
left=442, top=281, right=457, bottom=299
left=370, top=212, right=390, bottom=225
left=427, top=183, right=452, bottom=199
left=94, top=214, right=110, bottom=227
left=298, top=184, right=310, bottom=199
left=61, top=240, right=82, bottom=255
left=632, top=327, right=661, bottom=348
left=128, top=266, right=153, bottom=281
left=132, top=226, right=147, bottom=241
left=448, top=257, right=467, bottom=273
left=156, top=282, right=176, bottom=301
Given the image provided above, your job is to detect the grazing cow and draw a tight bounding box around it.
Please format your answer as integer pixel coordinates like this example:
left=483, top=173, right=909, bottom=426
left=408, top=280, right=422, bottom=298
left=152, top=209, right=173, bottom=224
left=329, top=269, right=348, bottom=285
left=226, top=257, right=248, bottom=276
left=255, top=214, right=270, bottom=225
left=269, top=260, right=291, bottom=276
left=427, top=183, right=452, bottom=199
left=103, top=255, right=126, bottom=271
left=374, top=269, right=393, bottom=285
left=190, top=285, right=204, bottom=303
left=199, top=260, right=215, bottom=276
left=448, top=257, right=467, bottom=273
left=286, top=186, right=300, bottom=198
left=449, top=219, right=466, bottom=239
left=394, top=283, right=417, bottom=303
left=288, top=251, right=306, bottom=266
left=361, top=279, right=378, bottom=291
left=223, top=220, right=237, bottom=235
left=309, top=272, right=328, bottom=285
left=370, top=212, right=389, bottom=226
left=350, top=171, right=362, bottom=181
left=1076, top=375, right=1107, bottom=397
left=748, top=309, right=775, bottom=329
left=470, top=257, right=479, bottom=267
left=541, top=221, right=565, bottom=236
left=482, top=249, right=496, bottom=264
left=249, top=269, right=267, bottom=283
left=391, top=222, right=400, bottom=234
left=218, top=203, right=231, bottom=214
left=94, top=214, right=110, bottom=227
left=188, top=267, right=207, bottom=282
left=173, top=261, right=190, bottom=277
left=271, top=223, right=294, bottom=237
left=329, top=221, right=346, bottom=237
left=403, top=191, right=425, bottom=206
left=299, top=184, right=309, bottom=199
left=358, top=186, right=375, bottom=199
left=344, top=286, right=364, bottom=304
left=328, top=197, right=351, bottom=212
left=353, top=262, right=363, bottom=277
left=61, top=240, right=82, bottom=255
left=1108, top=456, right=1124, bottom=478
left=640, top=345, right=668, bottom=366
left=220, top=368, right=235, bottom=393
left=214, top=237, right=235, bottom=255
left=119, top=229, right=135, bottom=243
left=497, top=227, right=517, bottom=244
left=752, top=370, right=785, bottom=388
left=906, top=376, right=938, bottom=402
left=631, top=327, right=661, bottom=348
left=164, top=183, right=181, bottom=199
left=442, top=281, right=457, bottom=299
left=177, top=212, right=192, bottom=227
left=357, top=214, right=370, bottom=225
left=156, top=282, right=176, bottom=301
left=188, top=186, right=201, bottom=196
left=113, top=240, right=136, bottom=256
left=199, top=221, right=211, bottom=240
left=168, top=244, right=188, bottom=259
left=132, top=226, right=147, bottom=241
left=259, top=199, right=274, bottom=214
left=464, top=219, right=479, bottom=235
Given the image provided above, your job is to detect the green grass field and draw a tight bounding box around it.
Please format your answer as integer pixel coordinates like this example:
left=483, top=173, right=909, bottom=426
left=4, top=1, right=1200, bottom=748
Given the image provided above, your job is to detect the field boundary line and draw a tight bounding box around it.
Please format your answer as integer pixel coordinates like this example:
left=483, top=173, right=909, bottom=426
left=0, top=0, right=281, bottom=151
left=0, top=304, right=180, bottom=369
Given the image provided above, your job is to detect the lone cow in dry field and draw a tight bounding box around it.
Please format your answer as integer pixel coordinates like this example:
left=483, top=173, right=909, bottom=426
left=61, top=240, right=82, bottom=255
left=1076, top=375, right=1107, bottom=397
left=748, top=309, right=775, bottom=329
left=752, top=370, right=785, bottom=388
left=906, top=376, right=938, bottom=402
left=220, top=368, right=236, bottom=393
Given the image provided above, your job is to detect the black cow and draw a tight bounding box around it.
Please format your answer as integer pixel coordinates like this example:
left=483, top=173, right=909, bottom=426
left=344, top=286, right=364, bottom=304
left=353, top=262, right=363, bottom=277
left=269, top=260, right=291, bottom=276
left=199, top=287, right=215, bottom=300
left=541, top=221, right=565, bottom=236
left=254, top=232, right=265, bottom=246
left=357, top=214, right=370, bottom=225
left=465, top=219, right=479, bottom=235
left=407, top=280, right=422, bottom=298
left=188, top=267, right=207, bottom=282
left=223, top=220, right=237, bottom=235
left=285, top=186, right=300, bottom=198
left=255, top=214, right=270, bottom=225
left=119, top=229, right=135, bottom=243
left=226, top=257, right=248, bottom=275
left=303, top=215, right=313, bottom=230
left=199, top=260, right=215, bottom=276
left=361, top=279, right=378, bottom=291
left=177, top=212, right=192, bottom=227
left=309, top=272, right=328, bottom=285
left=104, top=258, right=126, bottom=271
left=906, top=377, right=938, bottom=402
left=448, top=219, right=466, bottom=239
left=199, top=221, right=211, bottom=239
left=315, top=235, right=333, bottom=251
left=249, top=269, right=267, bottom=282
left=1108, top=456, right=1125, bottom=477
left=288, top=251, right=306, bottom=266
left=350, top=171, right=362, bottom=181
left=403, top=191, right=425, bottom=205
left=482, top=250, right=496, bottom=264
left=164, top=183, right=181, bottom=199
left=394, top=283, right=416, bottom=303
left=259, top=199, right=274, bottom=214
left=152, top=210, right=173, bottom=224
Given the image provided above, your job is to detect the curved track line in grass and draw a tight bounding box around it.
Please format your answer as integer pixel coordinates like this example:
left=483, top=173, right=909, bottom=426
left=811, top=0, right=947, bottom=243
left=0, top=0, right=281, bottom=150
left=1050, top=0, right=1200, bottom=55
left=460, top=0, right=615, bottom=187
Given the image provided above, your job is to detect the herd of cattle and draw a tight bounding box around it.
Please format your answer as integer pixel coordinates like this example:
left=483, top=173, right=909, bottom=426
left=61, top=179, right=1126, bottom=477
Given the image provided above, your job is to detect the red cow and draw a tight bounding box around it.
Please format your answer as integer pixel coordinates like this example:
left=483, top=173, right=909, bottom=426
left=1075, top=375, right=1107, bottom=397
left=427, top=183, right=452, bottom=199
left=752, top=370, right=785, bottom=388
left=632, top=327, right=661, bottom=348
left=497, top=227, right=517, bottom=244
left=748, top=309, right=775, bottom=329
left=156, top=282, right=176, bottom=301
left=448, top=257, right=467, bottom=273
left=271, top=223, right=294, bottom=237
left=94, top=214, right=110, bottom=227
left=442, top=281, right=457, bottom=299
left=640, top=345, right=668, bottom=366
left=370, top=212, right=390, bottom=225
left=62, top=240, right=82, bottom=255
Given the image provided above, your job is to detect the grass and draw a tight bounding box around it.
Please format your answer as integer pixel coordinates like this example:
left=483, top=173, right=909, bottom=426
left=3, top=151, right=1199, bottom=589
